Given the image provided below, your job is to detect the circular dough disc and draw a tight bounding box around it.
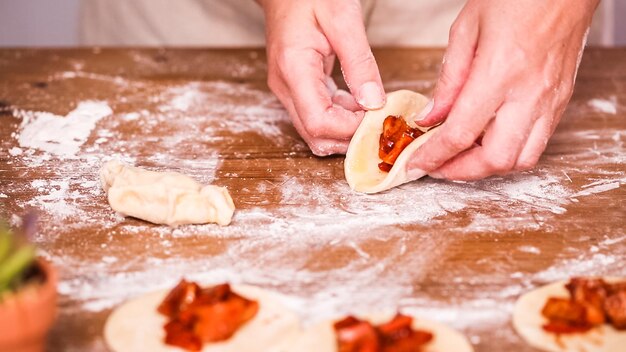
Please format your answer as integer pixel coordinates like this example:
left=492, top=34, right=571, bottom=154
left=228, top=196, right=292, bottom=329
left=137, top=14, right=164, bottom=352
left=292, top=312, right=474, bottom=352
left=344, top=90, right=438, bottom=194
left=104, top=285, right=300, bottom=352
left=513, top=280, right=626, bottom=352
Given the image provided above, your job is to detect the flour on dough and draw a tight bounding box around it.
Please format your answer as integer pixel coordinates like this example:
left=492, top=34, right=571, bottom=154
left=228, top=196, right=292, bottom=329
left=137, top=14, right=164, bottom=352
left=292, top=312, right=474, bottom=352
left=344, top=90, right=439, bottom=194
left=100, top=160, right=235, bottom=226
left=104, top=285, right=300, bottom=352
left=513, top=280, right=626, bottom=352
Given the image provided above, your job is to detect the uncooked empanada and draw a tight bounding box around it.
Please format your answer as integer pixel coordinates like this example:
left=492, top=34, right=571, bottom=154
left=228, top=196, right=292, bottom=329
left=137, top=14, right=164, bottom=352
left=344, top=90, right=439, bottom=193
left=100, top=160, right=235, bottom=226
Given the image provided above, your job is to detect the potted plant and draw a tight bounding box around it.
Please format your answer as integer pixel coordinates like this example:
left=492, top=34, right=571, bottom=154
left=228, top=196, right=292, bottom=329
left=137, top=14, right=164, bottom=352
left=0, top=214, right=57, bottom=352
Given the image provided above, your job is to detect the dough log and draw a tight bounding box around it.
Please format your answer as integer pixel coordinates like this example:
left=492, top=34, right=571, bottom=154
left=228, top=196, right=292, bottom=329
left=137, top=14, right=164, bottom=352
left=100, top=160, right=235, bottom=226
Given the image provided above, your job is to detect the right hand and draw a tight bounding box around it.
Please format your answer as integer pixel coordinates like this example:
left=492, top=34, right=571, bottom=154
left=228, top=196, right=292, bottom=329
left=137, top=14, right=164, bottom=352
left=258, top=0, right=386, bottom=156
left=407, top=0, right=597, bottom=181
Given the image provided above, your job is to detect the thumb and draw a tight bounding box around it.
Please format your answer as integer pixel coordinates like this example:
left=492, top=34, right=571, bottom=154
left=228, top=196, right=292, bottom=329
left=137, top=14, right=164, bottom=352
left=316, top=1, right=385, bottom=110
left=415, top=18, right=479, bottom=127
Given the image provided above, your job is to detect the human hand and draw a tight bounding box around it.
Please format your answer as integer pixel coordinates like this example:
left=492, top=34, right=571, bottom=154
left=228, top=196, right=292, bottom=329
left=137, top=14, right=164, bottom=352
left=408, top=0, right=599, bottom=180
left=259, top=0, right=385, bottom=156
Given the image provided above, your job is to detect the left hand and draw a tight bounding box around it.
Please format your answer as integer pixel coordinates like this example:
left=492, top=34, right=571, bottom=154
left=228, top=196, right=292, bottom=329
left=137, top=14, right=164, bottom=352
left=258, top=0, right=385, bottom=156
left=407, top=0, right=599, bottom=181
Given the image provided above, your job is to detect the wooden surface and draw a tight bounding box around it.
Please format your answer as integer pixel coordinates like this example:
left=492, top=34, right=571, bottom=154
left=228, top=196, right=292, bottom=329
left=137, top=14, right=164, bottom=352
left=0, top=48, right=625, bottom=352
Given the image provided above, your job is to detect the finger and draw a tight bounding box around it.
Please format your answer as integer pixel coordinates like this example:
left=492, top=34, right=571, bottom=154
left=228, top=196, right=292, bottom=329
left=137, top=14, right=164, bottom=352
left=325, top=75, right=361, bottom=111
left=513, top=115, right=555, bottom=171
left=285, top=94, right=354, bottom=156
left=279, top=48, right=364, bottom=141
left=316, top=1, right=385, bottom=110
left=513, top=47, right=573, bottom=170
left=430, top=101, right=537, bottom=180
left=332, top=89, right=361, bottom=112
left=407, top=59, right=507, bottom=173
left=271, top=74, right=354, bottom=156
left=415, top=16, right=479, bottom=127
left=324, top=75, right=338, bottom=95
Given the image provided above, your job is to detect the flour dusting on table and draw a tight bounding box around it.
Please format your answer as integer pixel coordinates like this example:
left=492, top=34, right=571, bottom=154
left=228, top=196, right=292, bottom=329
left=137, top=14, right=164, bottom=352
left=1, top=73, right=625, bottom=351
left=588, top=96, right=617, bottom=115
left=14, top=101, right=112, bottom=157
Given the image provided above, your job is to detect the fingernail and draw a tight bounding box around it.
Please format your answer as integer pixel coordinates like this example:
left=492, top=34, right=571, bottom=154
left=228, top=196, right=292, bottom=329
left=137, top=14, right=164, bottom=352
left=358, top=81, right=385, bottom=110
left=413, top=99, right=434, bottom=122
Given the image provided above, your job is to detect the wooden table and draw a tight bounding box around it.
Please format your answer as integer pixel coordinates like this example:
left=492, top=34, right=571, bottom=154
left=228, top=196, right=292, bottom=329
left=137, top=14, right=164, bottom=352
left=0, top=48, right=624, bottom=352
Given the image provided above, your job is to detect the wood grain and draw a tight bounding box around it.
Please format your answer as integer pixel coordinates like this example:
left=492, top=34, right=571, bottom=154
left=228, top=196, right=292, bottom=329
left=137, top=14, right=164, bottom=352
left=0, top=48, right=624, bottom=352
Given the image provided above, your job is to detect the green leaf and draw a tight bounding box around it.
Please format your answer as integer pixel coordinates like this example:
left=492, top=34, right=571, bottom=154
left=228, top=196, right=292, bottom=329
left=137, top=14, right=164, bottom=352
left=0, top=245, right=37, bottom=293
left=0, top=229, right=11, bottom=265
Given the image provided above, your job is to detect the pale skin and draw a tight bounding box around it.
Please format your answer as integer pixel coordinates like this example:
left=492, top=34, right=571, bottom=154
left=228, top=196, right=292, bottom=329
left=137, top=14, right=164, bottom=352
left=258, top=0, right=600, bottom=180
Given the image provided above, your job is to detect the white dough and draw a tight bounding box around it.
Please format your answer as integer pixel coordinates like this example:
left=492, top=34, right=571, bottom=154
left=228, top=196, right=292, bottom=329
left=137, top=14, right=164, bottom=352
left=291, top=312, right=474, bottom=352
left=344, top=90, right=439, bottom=193
left=513, top=280, right=626, bottom=352
left=100, top=160, right=235, bottom=226
left=104, top=285, right=301, bottom=352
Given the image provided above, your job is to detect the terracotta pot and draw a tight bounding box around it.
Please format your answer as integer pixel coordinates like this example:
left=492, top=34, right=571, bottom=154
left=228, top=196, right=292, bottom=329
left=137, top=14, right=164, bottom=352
left=0, top=258, right=57, bottom=352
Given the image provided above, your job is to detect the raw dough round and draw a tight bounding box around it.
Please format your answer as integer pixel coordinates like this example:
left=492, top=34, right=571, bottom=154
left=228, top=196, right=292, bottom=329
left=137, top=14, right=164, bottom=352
left=344, top=90, right=439, bottom=194
left=104, top=285, right=300, bottom=352
left=292, top=312, right=474, bottom=352
left=513, top=280, right=626, bottom=352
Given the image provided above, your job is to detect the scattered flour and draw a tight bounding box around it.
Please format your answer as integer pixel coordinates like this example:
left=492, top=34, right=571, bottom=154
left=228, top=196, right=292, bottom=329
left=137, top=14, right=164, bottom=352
left=158, top=82, right=289, bottom=139
left=8, top=147, right=23, bottom=156
left=51, top=71, right=139, bottom=87
left=533, top=253, right=620, bottom=283
left=2, top=77, right=624, bottom=350
left=26, top=180, right=81, bottom=220
left=162, top=84, right=206, bottom=112
left=517, top=245, right=541, bottom=255
left=600, top=235, right=626, bottom=247
left=121, top=112, right=141, bottom=121
left=402, top=299, right=513, bottom=331
left=15, top=101, right=112, bottom=157
left=572, top=181, right=622, bottom=198
left=588, top=97, right=618, bottom=114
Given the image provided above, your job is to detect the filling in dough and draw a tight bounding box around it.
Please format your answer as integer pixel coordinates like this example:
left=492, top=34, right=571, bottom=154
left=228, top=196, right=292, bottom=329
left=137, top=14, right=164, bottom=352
left=513, top=277, right=626, bottom=352
left=378, top=115, right=424, bottom=172
left=344, top=90, right=439, bottom=194
left=292, top=311, right=474, bottom=352
left=334, top=313, right=433, bottom=351
left=541, top=278, right=626, bottom=334
left=104, top=283, right=300, bottom=352
left=157, top=280, right=259, bottom=351
left=100, top=160, right=235, bottom=226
